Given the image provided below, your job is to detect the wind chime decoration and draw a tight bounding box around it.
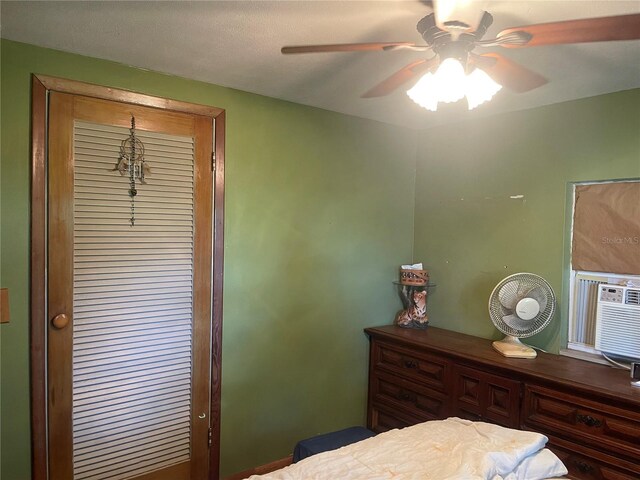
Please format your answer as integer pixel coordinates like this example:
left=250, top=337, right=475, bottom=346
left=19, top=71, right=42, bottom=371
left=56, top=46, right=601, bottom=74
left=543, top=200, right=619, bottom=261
left=114, top=116, right=149, bottom=226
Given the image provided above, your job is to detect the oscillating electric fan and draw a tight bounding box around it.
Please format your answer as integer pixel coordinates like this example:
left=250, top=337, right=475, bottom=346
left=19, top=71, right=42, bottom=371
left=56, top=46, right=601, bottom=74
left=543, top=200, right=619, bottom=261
left=488, top=273, right=556, bottom=359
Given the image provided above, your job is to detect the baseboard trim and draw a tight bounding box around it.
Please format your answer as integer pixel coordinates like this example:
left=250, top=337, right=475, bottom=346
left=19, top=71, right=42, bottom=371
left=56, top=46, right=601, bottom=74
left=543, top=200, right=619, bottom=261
left=224, top=455, right=293, bottom=480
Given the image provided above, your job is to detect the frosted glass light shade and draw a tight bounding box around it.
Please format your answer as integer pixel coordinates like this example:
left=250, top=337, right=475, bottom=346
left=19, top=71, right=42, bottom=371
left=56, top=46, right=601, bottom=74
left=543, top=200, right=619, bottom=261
left=406, top=72, right=439, bottom=111
left=407, top=58, right=503, bottom=112
left=465, top=68, right=502, bottom=110
left=433, top=58, right=467, bottom=103
left=407, top=58, right=466, bottom=111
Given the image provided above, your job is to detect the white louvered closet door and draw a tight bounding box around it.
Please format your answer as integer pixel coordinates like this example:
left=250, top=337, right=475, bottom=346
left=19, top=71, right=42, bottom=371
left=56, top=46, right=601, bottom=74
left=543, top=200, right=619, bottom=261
left=48, top=93, right=213, bottom=480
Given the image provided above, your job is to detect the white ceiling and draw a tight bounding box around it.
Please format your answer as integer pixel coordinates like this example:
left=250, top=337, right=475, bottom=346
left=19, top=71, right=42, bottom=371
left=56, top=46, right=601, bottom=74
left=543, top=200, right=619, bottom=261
left=2, top=1, right=639, bottom=128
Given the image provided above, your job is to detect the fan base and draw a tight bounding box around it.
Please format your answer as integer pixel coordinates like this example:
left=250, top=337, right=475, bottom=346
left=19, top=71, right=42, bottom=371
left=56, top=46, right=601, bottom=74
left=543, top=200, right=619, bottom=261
left=492, top=336, right=537, bottom=359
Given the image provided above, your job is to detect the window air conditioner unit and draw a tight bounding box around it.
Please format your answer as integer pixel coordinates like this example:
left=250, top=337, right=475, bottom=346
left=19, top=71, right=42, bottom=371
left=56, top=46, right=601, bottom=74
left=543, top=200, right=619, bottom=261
left=595, top=284, right=640, bottom=361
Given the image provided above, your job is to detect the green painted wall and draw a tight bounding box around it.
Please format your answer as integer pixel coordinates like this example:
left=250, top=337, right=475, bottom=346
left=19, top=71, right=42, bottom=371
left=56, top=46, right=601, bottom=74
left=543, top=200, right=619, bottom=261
left=0, top=40, right=417, bottom=479
left=2, top=38, right=639, bottom=480
left=413, top=90, right=640, bottom=352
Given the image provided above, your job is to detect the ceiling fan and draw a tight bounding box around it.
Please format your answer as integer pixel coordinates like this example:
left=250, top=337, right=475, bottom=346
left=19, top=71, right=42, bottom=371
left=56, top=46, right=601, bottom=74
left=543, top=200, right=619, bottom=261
left=281, top=2, right=640, bottom=110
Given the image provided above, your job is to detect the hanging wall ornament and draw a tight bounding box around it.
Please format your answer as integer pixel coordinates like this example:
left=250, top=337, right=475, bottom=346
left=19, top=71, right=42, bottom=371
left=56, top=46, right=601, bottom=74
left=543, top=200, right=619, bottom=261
left=114, top=116, right=149, bottom=226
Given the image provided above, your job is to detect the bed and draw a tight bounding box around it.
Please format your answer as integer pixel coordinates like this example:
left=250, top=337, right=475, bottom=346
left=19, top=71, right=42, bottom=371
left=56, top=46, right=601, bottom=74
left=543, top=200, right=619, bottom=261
left=247, top=418, right=568, bottom=480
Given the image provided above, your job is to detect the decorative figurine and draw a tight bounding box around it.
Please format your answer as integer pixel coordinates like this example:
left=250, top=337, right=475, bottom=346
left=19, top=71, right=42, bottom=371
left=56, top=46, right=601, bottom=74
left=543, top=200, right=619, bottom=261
left=394, top=263, right=434, bottom=329
left=395, top=289, right=428, bottom=327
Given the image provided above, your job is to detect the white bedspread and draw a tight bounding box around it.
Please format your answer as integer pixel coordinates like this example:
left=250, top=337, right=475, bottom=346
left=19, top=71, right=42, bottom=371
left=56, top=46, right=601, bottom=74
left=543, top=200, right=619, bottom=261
left=247, top=418, right=567, bottom=480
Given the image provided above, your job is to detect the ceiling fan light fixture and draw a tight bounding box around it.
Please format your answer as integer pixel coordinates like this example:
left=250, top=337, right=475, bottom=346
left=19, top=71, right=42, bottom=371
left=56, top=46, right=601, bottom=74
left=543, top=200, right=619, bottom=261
left=465, top=67, right=502, bottom=110
left=434, top=57, right=468, bottom=103
left=406, top=72, right=439, bottom=111
left=406, top=57, right=466, bottom=111
left=407, top=57, right=502, bottom=111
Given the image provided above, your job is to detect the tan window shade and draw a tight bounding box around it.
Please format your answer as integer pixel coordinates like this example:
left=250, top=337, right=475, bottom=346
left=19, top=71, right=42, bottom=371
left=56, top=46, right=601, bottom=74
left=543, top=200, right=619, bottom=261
left=572, top=181, right=640, bottom=275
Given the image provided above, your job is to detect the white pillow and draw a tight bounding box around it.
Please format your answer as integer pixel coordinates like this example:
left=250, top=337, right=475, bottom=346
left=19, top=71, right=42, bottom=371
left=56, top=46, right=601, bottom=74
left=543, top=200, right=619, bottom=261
left=499, top=448, right=568, bottom=480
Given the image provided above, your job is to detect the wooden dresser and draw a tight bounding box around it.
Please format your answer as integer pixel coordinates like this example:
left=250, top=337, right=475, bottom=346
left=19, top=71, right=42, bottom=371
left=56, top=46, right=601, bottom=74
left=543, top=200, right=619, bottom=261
left=365, top=326, right=640, bottom=480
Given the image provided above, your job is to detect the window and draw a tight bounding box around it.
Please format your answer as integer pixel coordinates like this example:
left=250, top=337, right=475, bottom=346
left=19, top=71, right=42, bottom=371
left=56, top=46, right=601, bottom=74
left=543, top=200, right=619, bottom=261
left=563, top=180, right=640, bottom=362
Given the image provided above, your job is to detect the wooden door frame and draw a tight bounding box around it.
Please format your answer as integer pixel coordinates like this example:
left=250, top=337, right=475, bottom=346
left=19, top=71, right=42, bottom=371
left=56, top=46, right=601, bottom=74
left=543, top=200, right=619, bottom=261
left=30, top=74, right=225, bottom=480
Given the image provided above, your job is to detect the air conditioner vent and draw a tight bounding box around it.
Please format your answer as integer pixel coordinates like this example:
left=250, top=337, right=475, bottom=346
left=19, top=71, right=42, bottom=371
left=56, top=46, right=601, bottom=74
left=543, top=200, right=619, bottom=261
left=626, top=289, right=640, bottom=306
left=596, top=284, right=640, bottom=361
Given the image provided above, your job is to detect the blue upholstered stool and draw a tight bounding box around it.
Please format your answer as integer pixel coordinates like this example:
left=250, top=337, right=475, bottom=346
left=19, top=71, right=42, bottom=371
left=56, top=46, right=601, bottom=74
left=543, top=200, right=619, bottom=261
left=293, top=426, right=376, bottom=463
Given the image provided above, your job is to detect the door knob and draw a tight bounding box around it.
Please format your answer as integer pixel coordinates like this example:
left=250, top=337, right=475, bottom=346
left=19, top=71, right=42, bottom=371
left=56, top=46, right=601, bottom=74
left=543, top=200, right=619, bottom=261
left=52, top=313, right=70, bottom=329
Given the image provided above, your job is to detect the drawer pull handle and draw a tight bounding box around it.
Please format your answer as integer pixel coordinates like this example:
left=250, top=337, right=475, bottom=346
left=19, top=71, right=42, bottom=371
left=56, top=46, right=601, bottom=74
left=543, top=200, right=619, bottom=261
left=577, top=414, right=602, bottom=428
left=399, top=391, right=412, bottom=401
left=575, top=460, right=594, bottom=473
left=403, top=360, right=418, bottom=369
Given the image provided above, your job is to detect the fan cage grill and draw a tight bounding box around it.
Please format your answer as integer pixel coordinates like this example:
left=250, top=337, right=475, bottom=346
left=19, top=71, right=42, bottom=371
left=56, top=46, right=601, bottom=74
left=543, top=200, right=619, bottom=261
left=489, top=273, right=556, bottom=338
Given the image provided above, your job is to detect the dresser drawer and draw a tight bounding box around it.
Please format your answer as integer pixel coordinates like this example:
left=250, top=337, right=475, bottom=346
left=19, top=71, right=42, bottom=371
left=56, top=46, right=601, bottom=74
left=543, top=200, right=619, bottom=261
left=368, top=402, right=424, bottom=434
left=453, top=365, right=521, bottom=428
left=549, top=440, right=640, bottom=480
left=371, top=370, right=449, bottom=421
left=524, top=385, right=640, bottom=461
left=372, top=340, right=450, bottom=392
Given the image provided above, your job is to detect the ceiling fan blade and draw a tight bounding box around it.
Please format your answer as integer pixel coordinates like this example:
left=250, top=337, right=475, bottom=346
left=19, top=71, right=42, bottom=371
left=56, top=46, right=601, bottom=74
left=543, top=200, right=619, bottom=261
left=281, top=42, right=417, bottom=54
left=362, top=58, right=438, bottom=98
left=497, top=13, right=640, bottom=48
left=472, top=53, right=547, bottom=93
